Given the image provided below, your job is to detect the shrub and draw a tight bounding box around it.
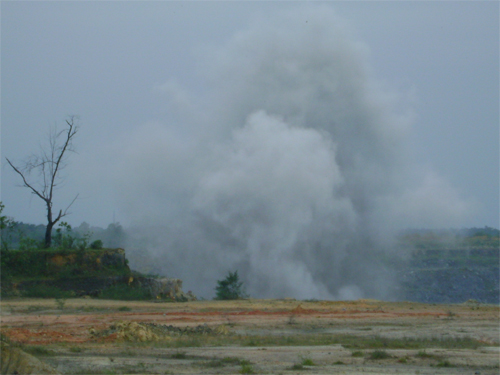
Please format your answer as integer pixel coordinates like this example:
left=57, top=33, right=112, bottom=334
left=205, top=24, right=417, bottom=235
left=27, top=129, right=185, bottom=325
left=301, top=357, right=315, bottom=366
left=90, top=240, right=103, bottom=249
left=23, top=345, right=56, bottom=356
left=214, top=270, right=247, bottom=300
left=171, top=351, right=187, bottom=359
left=239, top=363, right=254, bottom=374
left=369, top=350, right=391, bottom=360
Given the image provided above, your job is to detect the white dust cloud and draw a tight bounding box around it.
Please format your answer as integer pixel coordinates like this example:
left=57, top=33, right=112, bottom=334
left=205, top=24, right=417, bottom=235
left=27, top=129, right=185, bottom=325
left=106, top=6, right=470, bottom=299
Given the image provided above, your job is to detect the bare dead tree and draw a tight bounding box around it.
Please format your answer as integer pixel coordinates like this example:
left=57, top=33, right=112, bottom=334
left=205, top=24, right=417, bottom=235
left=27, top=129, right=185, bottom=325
left=6, top=116, right=80, bottom=248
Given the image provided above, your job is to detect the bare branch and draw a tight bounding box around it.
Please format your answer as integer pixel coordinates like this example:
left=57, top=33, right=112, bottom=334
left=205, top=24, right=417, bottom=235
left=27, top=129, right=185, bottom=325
left=62, top=193, right=79, bottom=218
left=5, top=158, right=48, bottom=203
left=48, top=117, right=79, bottom=203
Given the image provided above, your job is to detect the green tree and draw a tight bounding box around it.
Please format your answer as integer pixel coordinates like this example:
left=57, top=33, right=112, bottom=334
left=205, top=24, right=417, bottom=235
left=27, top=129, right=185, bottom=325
left=215, top=270, right=248, bottom=300
left=0, top=202, right=15, bottom=250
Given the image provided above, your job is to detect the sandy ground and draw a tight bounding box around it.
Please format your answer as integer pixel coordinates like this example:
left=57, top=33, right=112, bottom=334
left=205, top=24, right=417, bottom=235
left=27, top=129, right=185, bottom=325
left=1, top=298, right=499, bottom=374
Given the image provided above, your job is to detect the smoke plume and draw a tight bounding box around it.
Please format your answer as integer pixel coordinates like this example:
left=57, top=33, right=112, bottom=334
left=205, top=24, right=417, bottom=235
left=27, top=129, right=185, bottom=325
left=108, top=6, right=469, bottom=299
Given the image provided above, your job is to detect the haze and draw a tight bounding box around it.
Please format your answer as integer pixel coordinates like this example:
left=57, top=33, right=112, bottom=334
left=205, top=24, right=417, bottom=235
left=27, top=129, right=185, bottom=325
left=1, top=2, right=498, bottom=299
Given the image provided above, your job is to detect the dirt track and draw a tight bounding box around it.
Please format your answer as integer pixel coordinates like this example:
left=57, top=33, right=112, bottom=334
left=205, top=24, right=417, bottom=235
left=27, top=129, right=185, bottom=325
left=1, top=298, right=499, bottom=374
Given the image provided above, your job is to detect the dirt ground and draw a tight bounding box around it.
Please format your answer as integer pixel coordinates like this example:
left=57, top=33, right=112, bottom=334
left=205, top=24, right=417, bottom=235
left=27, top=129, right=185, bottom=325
left=1, top=298, right=499, bottom=374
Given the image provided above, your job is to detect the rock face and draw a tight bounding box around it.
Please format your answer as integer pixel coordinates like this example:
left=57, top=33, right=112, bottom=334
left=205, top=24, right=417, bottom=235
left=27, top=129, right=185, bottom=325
left=134, top=277, right=196, bottom=301
left=0, top=341, right=60, bottom=375
left=16, top=275, right=131, bottom=297
left=398, top=248, right=499, bottom=304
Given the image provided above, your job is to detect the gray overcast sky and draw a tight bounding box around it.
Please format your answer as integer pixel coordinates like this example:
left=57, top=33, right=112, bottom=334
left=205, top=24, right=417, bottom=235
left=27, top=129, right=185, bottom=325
left=1, top=1, right=498, bottom=229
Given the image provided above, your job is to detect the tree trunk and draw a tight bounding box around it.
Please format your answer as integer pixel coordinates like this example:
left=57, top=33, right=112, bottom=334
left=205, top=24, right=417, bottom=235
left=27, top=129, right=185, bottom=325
left=45, top=204, right=53, bottom=248
left=45, top=221, right=54, bottom=248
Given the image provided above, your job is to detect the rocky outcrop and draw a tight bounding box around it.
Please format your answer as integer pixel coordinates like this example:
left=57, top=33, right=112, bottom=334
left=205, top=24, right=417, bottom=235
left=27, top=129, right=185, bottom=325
left=0, top=341, right=60, bottom=375
left=132, top=277, right=196, bottom=301
left=398, top=247, right=499, bottom=304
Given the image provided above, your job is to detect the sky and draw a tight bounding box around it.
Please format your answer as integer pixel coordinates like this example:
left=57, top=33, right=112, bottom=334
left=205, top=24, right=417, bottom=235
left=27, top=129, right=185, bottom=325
left=2, top=1, right=498, bottom=232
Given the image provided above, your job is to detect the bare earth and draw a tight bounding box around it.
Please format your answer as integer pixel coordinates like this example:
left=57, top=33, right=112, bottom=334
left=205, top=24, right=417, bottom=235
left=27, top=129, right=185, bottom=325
left=1, top=298, right=499, bottom=374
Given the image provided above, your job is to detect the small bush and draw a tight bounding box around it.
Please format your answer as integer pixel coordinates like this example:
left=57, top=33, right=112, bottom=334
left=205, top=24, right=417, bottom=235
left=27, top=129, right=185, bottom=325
left=351, top=350, right=364, bottom=357
left=171, top=351, right=187, bottom=359
left=55, top=298, right=66, bottom=310
left=90, top=240, right=103, bottom=249
left=436, top=360, right=452, bottom=367
left=23, top=345, right=56, bottom=356
left=416, top=350, right=441, bottom=359
left=369, top=350, right=391, bottom=360
left=240, top=363, right=254, bottom=374
left=301, top=357, right=315, bottom=366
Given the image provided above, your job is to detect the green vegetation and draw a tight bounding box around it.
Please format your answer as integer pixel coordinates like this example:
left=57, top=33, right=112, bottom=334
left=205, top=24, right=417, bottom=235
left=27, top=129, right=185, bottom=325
left=21, top=285, right=74, bottom=299
left=90, top=239, right=104, bottom=249
left=55, top=298, right=66, bottom=310
left=300, top=357, right=315, bottom=366
left=239, top=363, right=255, bottom=374
left=124, top=333, right=491, bottom=350
left=171, top=351, right=187, bottom=359
left=368, top=350, right=391, bottom=359
left=436, top=360, right=452, bottom=367
left=97, top=284, right=152, bottom=301
left=23, top=345, right=56, bottom=356
left=416, top=350, right=442, bottom=360
left=199, top=357, right=251, bottom=369
left=215, top=270, right=248, bottom=300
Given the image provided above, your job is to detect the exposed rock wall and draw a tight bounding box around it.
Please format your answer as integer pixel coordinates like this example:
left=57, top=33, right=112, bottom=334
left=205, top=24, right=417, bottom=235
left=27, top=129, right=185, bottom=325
left=398, top=248, right=499, bottom=304
left=132, top=276, right=196, bottom=301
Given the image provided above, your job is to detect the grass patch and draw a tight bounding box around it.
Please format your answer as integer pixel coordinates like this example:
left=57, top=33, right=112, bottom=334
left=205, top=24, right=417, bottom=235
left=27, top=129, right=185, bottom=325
left=123, top=333, right=493, bottom=350
left=69, top=346, right=83, bottom=353
left=351, top=350, right=364, bottom=357
left=333, top=360, right=345, bottom=365
left=368, top=350, right=391, bottom=360
left=300, top=357, right=315, bottom=366
left=416, top=350, right=443, bottom=360
left=240, top=363, right=255, bottom=374
left=23, top=345, right=56, bottom=356
left=171, top=351, right=187, bottom=359
left=339, top=335, right=489, bottom=350
left=26, top=305, right=44, bottom=312
left=436, top=360, right=452, bottom=367
left=199, top=357, right=250, bottom=368
left=118, top=306, right=132, bottom=311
